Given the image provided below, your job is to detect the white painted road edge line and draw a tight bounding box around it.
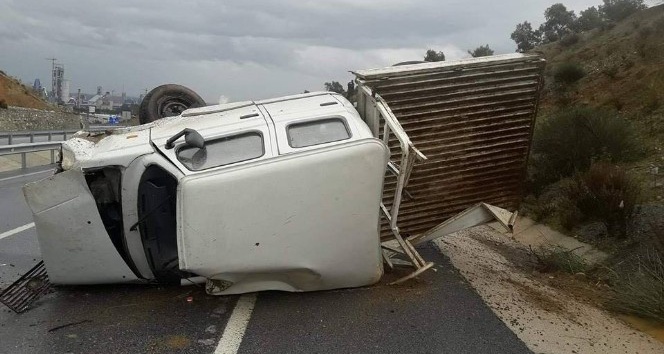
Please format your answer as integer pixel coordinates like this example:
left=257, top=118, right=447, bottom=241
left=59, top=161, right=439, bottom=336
left=0, top=222, right=35, bottom=241
left=215, top=293, right=258, bottom=354
left=0, top=169, right=52, bottom=183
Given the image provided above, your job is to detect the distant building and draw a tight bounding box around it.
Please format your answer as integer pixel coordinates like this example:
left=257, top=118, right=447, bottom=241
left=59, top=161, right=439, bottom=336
left=81, top=91, right=128, bottom=111
left=51, top=64, right=64, bottom=102
left=33, top=79, right=42, bottom=92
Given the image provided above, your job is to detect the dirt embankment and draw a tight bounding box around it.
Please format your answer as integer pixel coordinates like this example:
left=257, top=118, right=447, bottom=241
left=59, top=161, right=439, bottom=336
left=0, top=71, right=50, bottom=110
left=0, top=107, right=83, bottom=131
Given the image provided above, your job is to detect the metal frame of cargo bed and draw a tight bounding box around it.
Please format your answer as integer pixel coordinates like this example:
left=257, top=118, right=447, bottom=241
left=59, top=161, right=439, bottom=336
left=354, top=54, right=544, bottom=283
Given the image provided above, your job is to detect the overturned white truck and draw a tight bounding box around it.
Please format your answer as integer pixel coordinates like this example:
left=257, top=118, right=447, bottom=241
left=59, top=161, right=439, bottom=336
left=22, top=54, right=545, bottom=296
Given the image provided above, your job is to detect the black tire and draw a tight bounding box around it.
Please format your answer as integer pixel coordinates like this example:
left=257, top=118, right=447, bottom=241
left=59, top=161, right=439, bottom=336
left=139, top=84, right=206, bottom=124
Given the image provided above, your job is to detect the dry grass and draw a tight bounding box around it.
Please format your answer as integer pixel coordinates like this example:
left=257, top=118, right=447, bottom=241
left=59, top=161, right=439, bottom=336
left=530, top=245, right=588, bottom=274
left=0, top=71, right=50, bottom=110
left=607, top=251, right=664, bottom=322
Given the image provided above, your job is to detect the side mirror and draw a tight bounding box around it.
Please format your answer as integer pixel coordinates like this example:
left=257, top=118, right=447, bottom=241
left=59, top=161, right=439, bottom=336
left=165, top=128, right=205, bottom=150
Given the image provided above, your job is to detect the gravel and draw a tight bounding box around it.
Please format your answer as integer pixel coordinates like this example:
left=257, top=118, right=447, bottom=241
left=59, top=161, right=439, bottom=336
left=0, top=106, right=83, bottom=131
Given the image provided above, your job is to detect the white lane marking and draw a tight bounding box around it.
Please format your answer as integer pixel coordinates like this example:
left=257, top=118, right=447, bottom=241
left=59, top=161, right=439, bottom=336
left=0, top=169, right=52, bottom=183
left=215, top=293, right=258, bottom=354
left=0, top=222, right=35, bottom=241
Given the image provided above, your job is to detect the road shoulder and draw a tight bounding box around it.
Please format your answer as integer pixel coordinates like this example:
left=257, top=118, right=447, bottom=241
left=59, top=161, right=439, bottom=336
left=436, top=226, right=664, bottom=353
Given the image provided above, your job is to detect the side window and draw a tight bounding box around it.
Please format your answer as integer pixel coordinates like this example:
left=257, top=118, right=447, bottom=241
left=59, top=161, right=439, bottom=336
left=177, top=132, right=264, bottom=171
left=287, top=118, right=351, bottom=148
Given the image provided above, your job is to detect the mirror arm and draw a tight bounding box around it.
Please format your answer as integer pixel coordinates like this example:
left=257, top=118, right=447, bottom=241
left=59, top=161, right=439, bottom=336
left=165, top=128, right=201, bottom=149
left=165, top=129, right=187, bottom=149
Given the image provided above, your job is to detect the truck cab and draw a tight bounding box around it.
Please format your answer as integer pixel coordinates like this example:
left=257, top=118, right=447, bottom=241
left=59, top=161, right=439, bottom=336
left=25, top=92, right=389, bottom=295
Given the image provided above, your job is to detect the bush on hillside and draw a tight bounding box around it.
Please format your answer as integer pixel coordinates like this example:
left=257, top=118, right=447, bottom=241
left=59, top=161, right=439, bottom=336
left=0, top=99, right=7, bottom=109
left=573, top=162, right=640, bottom=238
left=529, top=106, right=641, bottom=192
left=552, top=62, right=586, bottom=85
left=559, top=33, right=580, bottom=47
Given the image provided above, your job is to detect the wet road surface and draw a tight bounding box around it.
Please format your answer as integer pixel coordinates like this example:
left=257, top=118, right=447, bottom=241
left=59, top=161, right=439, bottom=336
left=0, top=167, right=531, bottom=354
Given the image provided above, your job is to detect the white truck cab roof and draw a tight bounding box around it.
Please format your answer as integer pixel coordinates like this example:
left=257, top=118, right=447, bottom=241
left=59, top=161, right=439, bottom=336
left=64, top=92, right=372, bottom=173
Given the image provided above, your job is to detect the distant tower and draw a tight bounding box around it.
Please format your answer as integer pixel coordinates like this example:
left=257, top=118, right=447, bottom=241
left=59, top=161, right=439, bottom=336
left=53, top=64, right=64, bottom=102
left=46, top=58, right=64, bottom=102
left=97, top=86, right=102, bottom=95
left=60, top=79, right=70, bottom=103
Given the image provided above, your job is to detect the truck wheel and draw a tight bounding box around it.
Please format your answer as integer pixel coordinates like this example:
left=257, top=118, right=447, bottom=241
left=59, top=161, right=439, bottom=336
left=139, top=84, right=206, bottom=124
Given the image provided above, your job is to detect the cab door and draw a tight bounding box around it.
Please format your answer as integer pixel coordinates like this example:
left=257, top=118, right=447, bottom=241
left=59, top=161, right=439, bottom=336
left=149, top=103, right=275, bottom=175
left=141, top=104, right=275, bottom=282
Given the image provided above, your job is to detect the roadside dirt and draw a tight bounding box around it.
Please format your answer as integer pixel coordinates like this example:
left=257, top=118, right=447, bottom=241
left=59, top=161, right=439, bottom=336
left=0, top=72, right=50, bottom=110
left=436, top=226, right=664, bottom=354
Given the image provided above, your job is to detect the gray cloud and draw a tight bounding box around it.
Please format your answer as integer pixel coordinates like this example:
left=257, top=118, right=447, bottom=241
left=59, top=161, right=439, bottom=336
left=0, top=0, right=628, bottom=101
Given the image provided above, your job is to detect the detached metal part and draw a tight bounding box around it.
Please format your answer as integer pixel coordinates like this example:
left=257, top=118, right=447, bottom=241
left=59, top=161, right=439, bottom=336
left=23, top=169, right=138, bottom=284
left=0, top=261, right=51, bottom=313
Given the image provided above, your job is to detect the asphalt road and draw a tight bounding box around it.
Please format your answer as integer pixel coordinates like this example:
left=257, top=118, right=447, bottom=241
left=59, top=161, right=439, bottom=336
left=0, top=167, right=532, bottom=354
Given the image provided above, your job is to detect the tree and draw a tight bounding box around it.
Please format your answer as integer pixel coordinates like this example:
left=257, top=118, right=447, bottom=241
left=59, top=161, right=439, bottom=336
left=424, top=49, right=445, bottom=62
left=577, top=6, right=603, bottom=31
left=467, top=44, right=494, bottom=57
left=599, top=0, right=647, bottom=22
left=511, top=21, right=542, bottom=52
left=324, top=81, right=346, bottom=95
left=540, top=3, right=577, bottom=43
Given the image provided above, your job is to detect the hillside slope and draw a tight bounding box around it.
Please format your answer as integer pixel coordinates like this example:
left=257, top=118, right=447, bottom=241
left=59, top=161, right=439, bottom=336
left=535, top=5, right=664, bottom=120
left=0, top=70, right=50, bottom=110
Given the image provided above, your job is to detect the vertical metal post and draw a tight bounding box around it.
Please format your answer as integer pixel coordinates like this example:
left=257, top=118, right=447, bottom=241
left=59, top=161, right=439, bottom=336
left=21, top=153, right=27, bottom=169
left=48, top=133, right=54, bottom=163
left=30, top=133, right=34, bottom=143
left=8, top=134, right=12, bottom=145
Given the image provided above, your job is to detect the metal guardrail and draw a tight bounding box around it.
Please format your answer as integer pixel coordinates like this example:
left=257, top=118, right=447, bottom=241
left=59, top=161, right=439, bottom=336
left=0, top=126, right=124, bottom=170
left=0, top=126, right=125, bottom=146
left=0, top=142, right=62, bottom=169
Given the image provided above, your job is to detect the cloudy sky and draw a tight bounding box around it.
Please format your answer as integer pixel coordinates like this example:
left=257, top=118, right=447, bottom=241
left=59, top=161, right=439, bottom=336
left=0, top=0, right=654, bottom=102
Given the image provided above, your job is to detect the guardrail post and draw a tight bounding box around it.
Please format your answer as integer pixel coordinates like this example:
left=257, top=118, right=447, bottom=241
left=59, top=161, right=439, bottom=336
left=21, top=153, right=27, bottom=169
left=48, top=133, right=54, bottom=163
left=30, top=133, right=34, bottom=143
left=8, top=134, right=12, bottom=145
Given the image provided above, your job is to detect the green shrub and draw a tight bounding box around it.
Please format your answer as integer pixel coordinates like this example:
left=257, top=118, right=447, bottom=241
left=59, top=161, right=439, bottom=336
left=560, top=33, right=580, bottom=47
left=529, top=106, right=641, bottom=191
left=553, top=62, right=586, bottom=85
left=524, top=178, right=582, bottom=229
left=573, top=163, right=640, bottom=238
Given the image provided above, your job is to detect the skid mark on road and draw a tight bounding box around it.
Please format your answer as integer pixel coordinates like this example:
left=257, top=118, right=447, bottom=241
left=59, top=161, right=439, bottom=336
left=0, top=222, right=35, bottom=240
left=215, top=293, right=258, bottom=354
